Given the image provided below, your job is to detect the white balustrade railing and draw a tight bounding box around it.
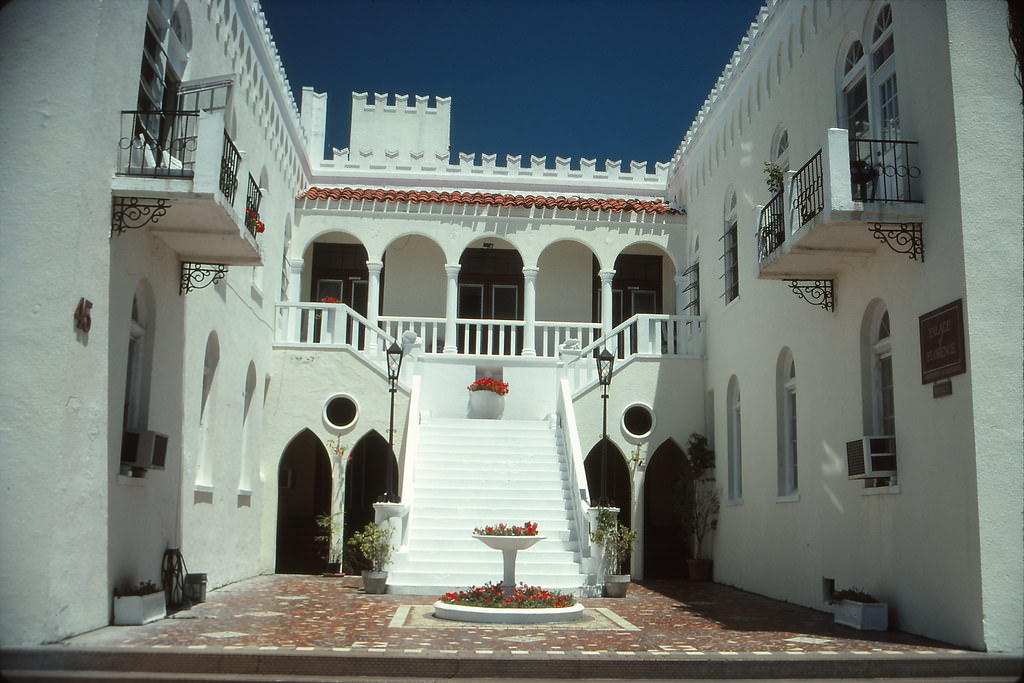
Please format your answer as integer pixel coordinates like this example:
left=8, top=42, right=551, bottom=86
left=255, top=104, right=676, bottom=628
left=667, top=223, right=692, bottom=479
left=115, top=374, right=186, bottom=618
left=567, top=314, right=706, bottom=393
left=276, top=305, right=704, bottom=367
left=275, top=302, right=393, bottom=352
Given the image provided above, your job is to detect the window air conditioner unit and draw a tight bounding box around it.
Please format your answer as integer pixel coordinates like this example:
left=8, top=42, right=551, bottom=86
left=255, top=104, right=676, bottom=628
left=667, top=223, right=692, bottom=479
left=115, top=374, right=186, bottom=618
left=845, top=436, right=897, bottom=479
left=121, top=429, right=169, bottom=470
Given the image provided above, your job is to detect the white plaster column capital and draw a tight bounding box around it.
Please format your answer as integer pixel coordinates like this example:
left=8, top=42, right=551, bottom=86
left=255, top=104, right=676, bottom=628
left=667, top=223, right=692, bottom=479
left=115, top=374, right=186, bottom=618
left=366, top=260, right=384, bottom=275
left=598, top=268, right=616, bottom=284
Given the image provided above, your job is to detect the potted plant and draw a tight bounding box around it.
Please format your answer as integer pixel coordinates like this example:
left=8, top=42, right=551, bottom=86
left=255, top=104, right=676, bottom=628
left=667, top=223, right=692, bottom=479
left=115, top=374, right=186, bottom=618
left=347, top=521, right=394, bottom=594
left=113, top=580, right=165, bottom=625
left=763, top=161, right=785, bottom=196
left=314, top=512, right=343, bottom=574
left=831, top=587, right=889, bottom=630
left=590, top=508, right=637, bottom=597
left=467, top=377, right=509, bottom=419
left=683, top=433, right=719, bottom=581
left=850, top=158, right=879, bottom=200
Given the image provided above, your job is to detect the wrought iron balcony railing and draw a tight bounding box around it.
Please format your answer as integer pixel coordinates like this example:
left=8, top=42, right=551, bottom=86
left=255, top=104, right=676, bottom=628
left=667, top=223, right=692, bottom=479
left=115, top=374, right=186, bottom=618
left=757, top=190, right=785, bottom=260
left=848, top=137, right=920, bottom=203
left=220, top=133, right=241, bottom=205
left=244, top=174, right=263, bottom=237
left=117, top=110, right=199, bottom=177
left=793, top=149, right=825, bottom=227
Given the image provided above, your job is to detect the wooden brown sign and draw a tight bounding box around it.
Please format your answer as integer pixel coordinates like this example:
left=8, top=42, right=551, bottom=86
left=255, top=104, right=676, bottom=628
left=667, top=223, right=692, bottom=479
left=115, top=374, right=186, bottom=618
left=919, top=299, right=966, bottom=384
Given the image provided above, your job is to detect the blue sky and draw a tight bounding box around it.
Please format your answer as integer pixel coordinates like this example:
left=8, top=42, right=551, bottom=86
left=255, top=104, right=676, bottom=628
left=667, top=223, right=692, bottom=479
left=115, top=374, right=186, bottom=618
left=262, top=0, right=765, bottom=167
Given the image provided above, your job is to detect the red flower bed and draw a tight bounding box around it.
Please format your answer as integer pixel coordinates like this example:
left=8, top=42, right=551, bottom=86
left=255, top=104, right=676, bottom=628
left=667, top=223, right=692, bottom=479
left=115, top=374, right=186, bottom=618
left=473, top=521, right=538, bottom=536
left=440, top=582, right=575, bottom=609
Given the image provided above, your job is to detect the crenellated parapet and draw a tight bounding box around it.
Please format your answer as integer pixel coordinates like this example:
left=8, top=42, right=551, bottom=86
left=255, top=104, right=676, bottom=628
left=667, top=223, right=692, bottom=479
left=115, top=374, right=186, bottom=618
left=303, top=91, right=670, bottom=192
left=670, top=0, right=785, bottom=171
left=321, top=146, right=670, bottom=186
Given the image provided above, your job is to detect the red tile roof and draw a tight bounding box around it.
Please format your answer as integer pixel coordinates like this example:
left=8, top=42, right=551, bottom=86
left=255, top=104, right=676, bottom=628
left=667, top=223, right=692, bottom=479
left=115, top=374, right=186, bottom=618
left=298, top=187, right=679, bottom=215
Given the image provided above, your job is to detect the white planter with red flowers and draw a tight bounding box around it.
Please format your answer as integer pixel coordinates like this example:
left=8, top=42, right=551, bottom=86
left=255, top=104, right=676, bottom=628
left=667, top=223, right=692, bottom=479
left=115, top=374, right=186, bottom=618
left=467, top=378, right=508, bottom=419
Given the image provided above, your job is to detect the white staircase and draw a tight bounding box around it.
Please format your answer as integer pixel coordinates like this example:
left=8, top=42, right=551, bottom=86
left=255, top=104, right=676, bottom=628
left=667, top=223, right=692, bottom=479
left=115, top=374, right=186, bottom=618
left=386, top=417, right=588, bottom=595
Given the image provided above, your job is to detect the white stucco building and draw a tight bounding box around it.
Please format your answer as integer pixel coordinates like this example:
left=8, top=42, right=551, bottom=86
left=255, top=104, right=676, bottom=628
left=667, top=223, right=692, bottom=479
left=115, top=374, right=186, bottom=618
left=0, top=0, right=1020, bottom=654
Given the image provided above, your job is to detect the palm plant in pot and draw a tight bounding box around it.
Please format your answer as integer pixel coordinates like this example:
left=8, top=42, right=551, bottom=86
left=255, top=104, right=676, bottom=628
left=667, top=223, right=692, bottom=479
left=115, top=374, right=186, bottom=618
left=347, top=521, right=394, bottom=594
left=590, top=508, right=637, bottom=597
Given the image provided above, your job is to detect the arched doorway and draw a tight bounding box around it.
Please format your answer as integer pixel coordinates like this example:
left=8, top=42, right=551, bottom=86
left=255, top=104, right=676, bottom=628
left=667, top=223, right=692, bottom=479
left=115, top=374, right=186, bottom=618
left=584, top=438, right=631, bottom=526
left=275, top=430, right=331, bottom=574
left=643, top=439, right=692, bottom=578
left=342, top=430, right=397, bottom=572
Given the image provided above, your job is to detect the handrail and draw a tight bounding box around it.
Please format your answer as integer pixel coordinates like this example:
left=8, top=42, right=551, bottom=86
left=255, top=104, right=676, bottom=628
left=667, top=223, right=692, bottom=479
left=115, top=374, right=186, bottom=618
left=557, top=375, right=592, bottom=565
left=395, top=370, right=422, bottom=549
left=275, top=302, right=394, bottom=350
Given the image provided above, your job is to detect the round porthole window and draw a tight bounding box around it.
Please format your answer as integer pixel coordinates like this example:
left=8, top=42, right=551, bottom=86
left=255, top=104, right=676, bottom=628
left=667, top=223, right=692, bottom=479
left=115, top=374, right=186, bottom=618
left=323, top=393, right=358, bottom=433
left=621, top=403, right=655, bottom=442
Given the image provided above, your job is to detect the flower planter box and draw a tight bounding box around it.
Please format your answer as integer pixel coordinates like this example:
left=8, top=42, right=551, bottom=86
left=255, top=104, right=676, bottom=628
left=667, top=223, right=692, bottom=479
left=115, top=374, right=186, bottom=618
left=834, top=599, right=888, bottom=631
left=113, top=591, right=166, bottom=625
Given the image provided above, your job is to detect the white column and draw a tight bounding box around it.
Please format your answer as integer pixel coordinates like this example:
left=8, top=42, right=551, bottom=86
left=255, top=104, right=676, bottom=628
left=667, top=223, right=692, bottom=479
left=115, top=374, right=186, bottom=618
left=365, top=260, right=383, bottom=355
left=443, top=264, right=461, bottom=354
left=521, top=266, right=539, bottom=356
left=599, top=268, right=616, bottom=346
left=286, top=257, right=304, bottom=343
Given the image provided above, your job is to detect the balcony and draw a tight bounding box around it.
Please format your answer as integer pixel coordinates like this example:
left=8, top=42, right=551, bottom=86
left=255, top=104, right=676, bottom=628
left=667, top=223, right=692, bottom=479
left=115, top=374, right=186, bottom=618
left=757, top=128, right=925, bottom=280
left=111, top=109, right=261, bottom=266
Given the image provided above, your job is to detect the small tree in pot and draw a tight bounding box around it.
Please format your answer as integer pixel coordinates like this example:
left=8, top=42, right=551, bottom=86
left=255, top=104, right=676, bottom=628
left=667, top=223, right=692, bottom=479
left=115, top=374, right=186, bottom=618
left=347, top=521, right=394, bottom=594
left=590, top=508, right=637, bottom=597
left=683, top=433, right=720, bottom=581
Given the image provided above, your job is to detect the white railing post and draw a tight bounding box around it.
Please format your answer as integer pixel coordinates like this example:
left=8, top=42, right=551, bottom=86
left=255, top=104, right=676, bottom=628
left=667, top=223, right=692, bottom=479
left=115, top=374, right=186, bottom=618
left=443, top=264, right=460, bottom=354
left=637, top=315, right=652, bottom=354
left=825, top=128, right=853, bottom=212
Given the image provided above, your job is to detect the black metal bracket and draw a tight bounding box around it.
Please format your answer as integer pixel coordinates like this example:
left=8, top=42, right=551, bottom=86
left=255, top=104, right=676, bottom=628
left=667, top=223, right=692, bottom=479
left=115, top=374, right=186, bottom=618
left=871, top=222, right=924, bottom=261
left=111, top=197, right=169, bottom=236
left=180, top=262, right=228, bottom=295
left=784, top=279, right=834, bottom=312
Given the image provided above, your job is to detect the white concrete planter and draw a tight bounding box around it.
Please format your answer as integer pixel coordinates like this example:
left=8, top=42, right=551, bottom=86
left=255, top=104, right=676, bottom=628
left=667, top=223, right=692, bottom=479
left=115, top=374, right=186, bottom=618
left=113, top=591, right=166, bottom=625
left=468, top=391, right=504, bottom=419
left=433, top=600, right=584, bottom=624
left=834, top=600, right=888, bottom=630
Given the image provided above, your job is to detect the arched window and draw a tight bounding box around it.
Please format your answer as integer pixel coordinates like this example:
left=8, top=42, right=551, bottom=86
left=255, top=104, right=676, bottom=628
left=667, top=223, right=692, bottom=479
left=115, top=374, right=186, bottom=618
left=727, top=377, right=743, bottom=501
left=838, top=4, right=900, bottom=140
left=860, top=302, right=896, bottom=486
left=772, top=127, right=790, bottom=172
left=841, top=41, right=869, bottom=137
left=723, top=191, right=739, bottom=303
left=135, top=0, right=191, bottom=155
left=777, top=351, right=798, bottom=497
left=870, top=4, right=900, bottom=139
left=123, top=293, right=148, bottom=432
left=872, top=309, right=895, bottom=438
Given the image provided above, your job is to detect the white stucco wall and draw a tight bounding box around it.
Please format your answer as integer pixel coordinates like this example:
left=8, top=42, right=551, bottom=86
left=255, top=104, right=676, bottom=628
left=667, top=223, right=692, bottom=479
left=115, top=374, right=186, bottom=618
left=944, top=0, right=1024, bottom=654
left=669, top=0, right=1022, bottom=651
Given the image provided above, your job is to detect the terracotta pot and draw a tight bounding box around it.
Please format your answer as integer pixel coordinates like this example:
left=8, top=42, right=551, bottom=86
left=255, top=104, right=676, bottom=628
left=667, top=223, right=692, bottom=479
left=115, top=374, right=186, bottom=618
left=687, top=558, right=713, bottom=582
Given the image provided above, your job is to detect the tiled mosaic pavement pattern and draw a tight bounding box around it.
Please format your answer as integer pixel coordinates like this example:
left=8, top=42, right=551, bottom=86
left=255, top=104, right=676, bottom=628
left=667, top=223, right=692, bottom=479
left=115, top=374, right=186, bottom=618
left=62, top=574, right=969, bottom=658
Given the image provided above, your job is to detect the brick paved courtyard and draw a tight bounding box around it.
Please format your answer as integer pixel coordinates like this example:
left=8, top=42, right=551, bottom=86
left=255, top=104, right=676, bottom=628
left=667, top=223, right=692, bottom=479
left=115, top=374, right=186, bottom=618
left=62, top=574, right=964, bottom=657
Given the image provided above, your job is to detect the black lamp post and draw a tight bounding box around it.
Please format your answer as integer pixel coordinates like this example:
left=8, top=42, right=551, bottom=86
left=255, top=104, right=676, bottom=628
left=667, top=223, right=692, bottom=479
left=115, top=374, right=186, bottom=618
left=384, top=340, right=404, bottom=503
left=596, top=347, right=615, bottom=506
